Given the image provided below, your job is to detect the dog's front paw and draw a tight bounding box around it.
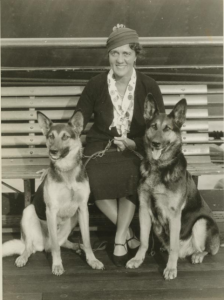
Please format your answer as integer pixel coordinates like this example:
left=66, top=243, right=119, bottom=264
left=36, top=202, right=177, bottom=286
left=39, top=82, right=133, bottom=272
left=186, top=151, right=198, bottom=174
left=126, top=257, right=144, bottom=269
left=52, top=264, right=65, bottom=276
left=15, top=255, right=28, bottom=267
left=87, top=258, right=104, bottom=270
left=163, top=267, right=177, bottom=280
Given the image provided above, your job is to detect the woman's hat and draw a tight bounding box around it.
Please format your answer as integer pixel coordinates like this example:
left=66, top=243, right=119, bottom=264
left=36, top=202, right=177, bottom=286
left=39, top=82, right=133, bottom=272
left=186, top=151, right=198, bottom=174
left=106, top=24, right=139, bottom=52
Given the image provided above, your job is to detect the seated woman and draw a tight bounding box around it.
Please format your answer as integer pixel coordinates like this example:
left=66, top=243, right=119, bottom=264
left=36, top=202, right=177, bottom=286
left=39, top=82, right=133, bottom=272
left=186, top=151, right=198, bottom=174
left=76, top=24, right=165, bottom=266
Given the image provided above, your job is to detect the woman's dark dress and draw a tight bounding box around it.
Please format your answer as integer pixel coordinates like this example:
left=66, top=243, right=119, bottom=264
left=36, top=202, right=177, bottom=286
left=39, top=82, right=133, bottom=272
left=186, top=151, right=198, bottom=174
left=76, top=71, right=164, bottom=204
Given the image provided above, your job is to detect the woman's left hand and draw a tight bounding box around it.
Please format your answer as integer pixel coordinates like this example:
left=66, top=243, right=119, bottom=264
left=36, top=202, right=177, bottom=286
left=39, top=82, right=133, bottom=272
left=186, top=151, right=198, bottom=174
left=114, top=137, right=136, bottom=152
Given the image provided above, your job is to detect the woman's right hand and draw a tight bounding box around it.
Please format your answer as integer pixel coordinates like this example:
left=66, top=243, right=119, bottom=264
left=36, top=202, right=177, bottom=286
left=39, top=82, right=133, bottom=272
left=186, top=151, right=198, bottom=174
left=114, top=137, right=136, bottom=152
left=114, top=137, right=126, bottom=151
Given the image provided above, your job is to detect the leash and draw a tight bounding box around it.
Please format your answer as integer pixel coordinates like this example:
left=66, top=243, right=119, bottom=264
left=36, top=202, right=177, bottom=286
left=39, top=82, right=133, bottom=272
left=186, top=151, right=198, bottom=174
left=123, top=140, right=144, bottom=161
left=83, top=138, right=115, bottom=169
left=83, top=138, right=144, bottom=169
left=148, top=228, right=155, bottom=257
left=36, top=139, right=116, bottom=179
left=37, top=138, right=144, bottom=182
left=76, top=232, right=108, bottom=256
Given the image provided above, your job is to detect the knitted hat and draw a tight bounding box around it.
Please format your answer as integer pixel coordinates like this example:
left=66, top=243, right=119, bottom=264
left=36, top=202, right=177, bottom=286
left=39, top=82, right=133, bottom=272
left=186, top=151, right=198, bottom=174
left=106, top=24, right=139, bottom=52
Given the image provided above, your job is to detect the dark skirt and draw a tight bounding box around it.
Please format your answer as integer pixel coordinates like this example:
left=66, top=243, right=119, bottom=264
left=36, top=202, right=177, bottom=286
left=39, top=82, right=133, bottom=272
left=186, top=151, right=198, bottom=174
left=83, top=141, right=141, bottom=205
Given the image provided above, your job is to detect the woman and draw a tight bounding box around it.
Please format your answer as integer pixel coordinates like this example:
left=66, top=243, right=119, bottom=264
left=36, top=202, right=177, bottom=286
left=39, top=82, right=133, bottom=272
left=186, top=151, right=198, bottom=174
left=76, top=24, right=165, bottom=266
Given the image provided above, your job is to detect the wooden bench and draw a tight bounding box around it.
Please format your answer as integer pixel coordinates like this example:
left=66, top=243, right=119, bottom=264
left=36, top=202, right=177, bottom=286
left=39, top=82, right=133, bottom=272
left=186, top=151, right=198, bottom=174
left=2, top=83, right=224, bottom=229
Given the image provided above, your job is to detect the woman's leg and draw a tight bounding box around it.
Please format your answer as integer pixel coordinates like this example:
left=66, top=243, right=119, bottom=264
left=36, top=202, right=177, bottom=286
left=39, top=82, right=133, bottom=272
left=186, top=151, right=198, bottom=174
left=95, top=198, right=140, bottom=256
left=95, top=199, right=118, bottom=224
left=114, top=197, right=136, bottom=256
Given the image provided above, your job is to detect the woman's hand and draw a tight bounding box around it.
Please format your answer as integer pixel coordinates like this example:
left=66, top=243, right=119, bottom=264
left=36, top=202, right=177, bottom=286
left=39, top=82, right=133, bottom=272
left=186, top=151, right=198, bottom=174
left=114, top=137, right=136, bottom=152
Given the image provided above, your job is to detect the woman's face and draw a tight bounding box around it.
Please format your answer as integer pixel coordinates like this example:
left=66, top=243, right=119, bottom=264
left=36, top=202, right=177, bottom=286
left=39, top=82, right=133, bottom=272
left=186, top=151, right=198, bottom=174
left=109, top=44, right=136, bottom=79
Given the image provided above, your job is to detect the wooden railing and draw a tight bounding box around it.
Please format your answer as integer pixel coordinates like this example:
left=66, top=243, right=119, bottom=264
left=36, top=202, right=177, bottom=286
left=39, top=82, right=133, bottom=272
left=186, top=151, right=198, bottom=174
left=1, top=36, right=223, bottom=48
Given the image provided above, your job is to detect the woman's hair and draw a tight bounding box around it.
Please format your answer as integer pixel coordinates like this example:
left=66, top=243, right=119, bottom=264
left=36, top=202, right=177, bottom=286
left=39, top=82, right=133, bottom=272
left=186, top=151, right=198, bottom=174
left=129, top=43, right=142, bottom=55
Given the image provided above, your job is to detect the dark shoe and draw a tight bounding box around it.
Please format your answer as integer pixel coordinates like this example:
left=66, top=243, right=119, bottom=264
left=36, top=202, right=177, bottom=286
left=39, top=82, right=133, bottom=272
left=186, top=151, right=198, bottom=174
left=112, top=242, right=128, bottom=267
left=127, top=236, right=140, bottom=257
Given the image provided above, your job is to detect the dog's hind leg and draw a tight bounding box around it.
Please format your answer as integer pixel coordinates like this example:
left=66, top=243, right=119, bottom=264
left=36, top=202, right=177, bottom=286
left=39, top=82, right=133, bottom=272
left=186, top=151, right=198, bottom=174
left=191, top=218, right=220, bottom=264
left=59, top=214, right=80, bottom=252
left=15, top=237, right=32, bottom=267
left=191, top=219, right=208, bottom=264
left=62, top=240, right=80, bottom=251
left=15, top=205, right=44, bottom=267
left=205, top=219, right=220, bottom=256
left=191, top=251, right=208, bottom=264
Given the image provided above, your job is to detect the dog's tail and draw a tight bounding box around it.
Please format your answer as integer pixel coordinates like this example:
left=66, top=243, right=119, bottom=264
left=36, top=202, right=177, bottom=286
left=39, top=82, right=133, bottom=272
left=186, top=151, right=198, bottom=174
left=2, top=239, right=25, bottom=257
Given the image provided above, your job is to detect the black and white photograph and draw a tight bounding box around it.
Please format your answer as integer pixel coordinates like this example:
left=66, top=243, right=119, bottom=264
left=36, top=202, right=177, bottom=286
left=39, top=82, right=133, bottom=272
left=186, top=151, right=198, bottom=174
left=1, top=0, right=224, bottom=299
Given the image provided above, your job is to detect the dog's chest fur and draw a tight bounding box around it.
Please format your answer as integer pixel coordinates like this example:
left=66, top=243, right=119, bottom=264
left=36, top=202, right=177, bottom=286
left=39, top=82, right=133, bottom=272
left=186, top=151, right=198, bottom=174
left=140, top=161, right=186, bottom=228
left=44, top=166, right=90, bottom=220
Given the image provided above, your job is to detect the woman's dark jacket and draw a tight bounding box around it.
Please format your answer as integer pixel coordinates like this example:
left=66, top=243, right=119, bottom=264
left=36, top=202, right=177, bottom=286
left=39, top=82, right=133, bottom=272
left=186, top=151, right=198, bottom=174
left=76, top=70, right=165, bottom=154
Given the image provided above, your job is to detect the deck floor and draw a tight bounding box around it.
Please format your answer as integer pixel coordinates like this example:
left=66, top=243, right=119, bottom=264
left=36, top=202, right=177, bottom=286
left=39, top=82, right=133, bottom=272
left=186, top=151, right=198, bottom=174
left=2, top=232, right=224, bottom=300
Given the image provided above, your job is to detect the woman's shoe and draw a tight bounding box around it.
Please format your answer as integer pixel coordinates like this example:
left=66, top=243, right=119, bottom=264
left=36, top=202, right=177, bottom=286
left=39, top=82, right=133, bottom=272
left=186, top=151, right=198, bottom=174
left=127, top=236, right=140, bottom=257
left=112, top=242, right=128, bottom=267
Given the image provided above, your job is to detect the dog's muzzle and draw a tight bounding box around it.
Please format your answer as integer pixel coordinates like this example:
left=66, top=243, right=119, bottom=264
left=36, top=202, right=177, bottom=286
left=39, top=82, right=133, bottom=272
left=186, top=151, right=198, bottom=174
left=151, top=142, right=165, bottom=160
left=49, top=149, right=60, bottom=161
left=152, top=148, right=163, bottom=160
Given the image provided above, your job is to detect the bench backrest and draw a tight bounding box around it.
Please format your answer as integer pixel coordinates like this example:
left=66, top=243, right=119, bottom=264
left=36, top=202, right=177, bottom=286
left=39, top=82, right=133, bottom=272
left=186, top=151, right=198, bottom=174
left=1, top=84, right=223, bottom=172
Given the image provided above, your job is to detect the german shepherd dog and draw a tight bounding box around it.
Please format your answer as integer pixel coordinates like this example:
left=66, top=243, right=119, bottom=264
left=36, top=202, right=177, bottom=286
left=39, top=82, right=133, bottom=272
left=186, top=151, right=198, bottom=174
left=2, top=110, right=104, bottom=275
left=126, top=95, right=220, bottom=280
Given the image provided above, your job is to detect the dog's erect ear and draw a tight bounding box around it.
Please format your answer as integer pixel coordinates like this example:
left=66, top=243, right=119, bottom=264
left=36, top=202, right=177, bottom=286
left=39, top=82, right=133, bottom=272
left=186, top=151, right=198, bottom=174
left=168, top=98, right=187, bottom=128
left=144, top=93, right=159, bottom=123
left=68, top=110, right=84, bottom=135
left=37, top=111, right=53, bottom=136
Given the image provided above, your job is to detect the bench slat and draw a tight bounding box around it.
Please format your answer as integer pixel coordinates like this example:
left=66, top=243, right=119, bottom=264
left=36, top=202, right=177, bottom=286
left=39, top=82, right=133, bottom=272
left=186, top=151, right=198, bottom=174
left=2, top=148, right=48, bottom=158
left=2, top=136, right=46, bottom=146
left=1, top=144, right=210, bottom=159
left=166, top=108, right=208, bottom=118
left=1, top=122, right=93, bottom=133
left=1, top=133, right=209, bottom=146
left=183, top=144, right=210, bottom=155
left=182, top=120, right=208, bottom=131
left=1, top=110, right=74, bottom=121
left=1, top=94, right=208, bottom=108
left=1, top=156, right=212, bottom=167
left=1, top=86, right=84, bottom=97
left=1, top=85, right=207, bottom=97
left=2, top=158, right=50, bottom=166
left=208, top=120, right=224, bottom=131
left=2, top=135, right=86, bottom=146
left=1, top=108, right=209, bottom=121
left=160, top=85, right=207, bottom=94
left=2, top=165, right=48, bottom=179
left=2, top=162, right=223, bottom=180
left=186, top=156, right=211, bottom=163
left=163, top=95, right=208, bottom=106
left=182, top=133, right=209, bottom=142
left=1, top=96, right=79, bottom=108
left=208, top=94, right=224, bottom=104
left=2, top=120, right=214, bottom=134
left=186, top=163, right=224, bottom=175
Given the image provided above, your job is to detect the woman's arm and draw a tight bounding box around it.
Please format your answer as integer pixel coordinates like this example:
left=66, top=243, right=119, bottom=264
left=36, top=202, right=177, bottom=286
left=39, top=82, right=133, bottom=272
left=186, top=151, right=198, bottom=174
left=150, top=78, right=165, bottom=113
left=130, top=76, right=165, bottom=153
left=76, top=79, right=96, bottom=130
